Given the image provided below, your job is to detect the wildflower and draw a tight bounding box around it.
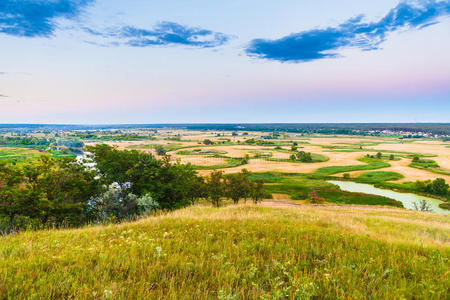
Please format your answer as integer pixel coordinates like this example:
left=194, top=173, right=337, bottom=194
left=155, top=246, right=163, bottom=258
left=104, top=289, right=113, bottom=299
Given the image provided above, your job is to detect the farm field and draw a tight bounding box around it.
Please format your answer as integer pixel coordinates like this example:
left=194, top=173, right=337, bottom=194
left=1, top=204, right=448, bottom=299
left=74, top=129, right=450, bottom=212
left=2, top=129, right=449, bottom=212
left=92, top=130, right=450, bottom=183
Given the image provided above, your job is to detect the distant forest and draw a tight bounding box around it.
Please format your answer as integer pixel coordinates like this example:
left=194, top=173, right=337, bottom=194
left=0, top=123, right=449, bottom=135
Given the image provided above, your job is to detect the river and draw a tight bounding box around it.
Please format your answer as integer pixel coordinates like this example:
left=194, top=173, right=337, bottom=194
left=328, top=180, right=449, bottom=215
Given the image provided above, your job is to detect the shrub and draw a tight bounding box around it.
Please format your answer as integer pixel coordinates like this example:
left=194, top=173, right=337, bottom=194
left=413, top=199, right=432, bottom=212
left=156, top=146, right=166, bottom=156
left=136, top=193, right=159, bottom=215
left=309, top=190, right=325, bottom=204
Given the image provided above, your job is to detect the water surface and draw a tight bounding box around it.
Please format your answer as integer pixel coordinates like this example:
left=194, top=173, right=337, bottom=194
left=328, top=180, right=449, bottom=215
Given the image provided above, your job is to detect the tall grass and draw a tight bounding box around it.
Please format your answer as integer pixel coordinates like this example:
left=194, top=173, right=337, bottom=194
left=1, top=205, right=448, bottom=299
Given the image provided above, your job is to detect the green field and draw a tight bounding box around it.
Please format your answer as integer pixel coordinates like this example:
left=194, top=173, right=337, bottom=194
left=177, top=149, right=227, bottom=155
left=355, top=171, right=405, bottom=183
left=251, top=172, right=403, bottom=207
left=0, top=147, right=75, bottom=164
left=1, top=205, right=448, bottom=299
left=409, top=159, right=450, bottom=176
left=0, top=147, right=42, bottom=163
left=312, top=157, right=391, bottom=177
left=266, top=152, right=329, bottom=163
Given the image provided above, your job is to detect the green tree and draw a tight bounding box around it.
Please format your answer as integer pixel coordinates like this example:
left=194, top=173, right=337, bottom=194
left=415, top=180, right=428, bottom=192
left=376, top=152, right=382, bottom=159
left=22, top=156, right=101, bottom=225
left=297, top=151, right=312, bottom=162
left=155, top=157, right=203, bottom=209
left=250, top=179, right=265, bottom=204
left=86, top=144, right=201, bottom=210
left=0, top=157, right=101, bottom=229
left=0, top=163, right=24, bottom=224
left=206, top=171, right=225, bottom=207
left=225, top=170, right=251, bottom=204
left=426, top=178, right=449, bottom=196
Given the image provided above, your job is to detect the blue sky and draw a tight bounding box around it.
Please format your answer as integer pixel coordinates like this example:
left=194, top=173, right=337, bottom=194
left=0, top=0, right=449, bottom=123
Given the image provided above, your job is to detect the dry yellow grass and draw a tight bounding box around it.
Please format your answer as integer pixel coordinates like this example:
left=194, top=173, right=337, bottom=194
left=198, top=151, right=365, bottom=175
left=258, top=202, right=450, bottom=246
left=86, top=132, right=450, bottom=182
left=176, top=156, right=228, bottom=166
left=1, top=204, right=448, bottom=299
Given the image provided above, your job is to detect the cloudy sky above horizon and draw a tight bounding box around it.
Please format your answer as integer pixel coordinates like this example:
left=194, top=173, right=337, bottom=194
left=1, top=0, right=449, bottom=124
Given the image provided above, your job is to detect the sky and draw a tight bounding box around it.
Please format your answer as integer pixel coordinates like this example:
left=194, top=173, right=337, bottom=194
left=0, top=0, right=449, bottom=124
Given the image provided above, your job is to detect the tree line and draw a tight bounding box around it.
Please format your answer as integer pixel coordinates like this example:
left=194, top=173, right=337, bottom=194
left=414, top=178, right=449, bottom=197
left=0, top=144, right=267, bottom=233
left=0, top=136, right=52, bottom=148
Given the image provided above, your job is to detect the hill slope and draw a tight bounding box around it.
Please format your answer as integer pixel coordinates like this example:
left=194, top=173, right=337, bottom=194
left=0, top=205, right=449, bottom=299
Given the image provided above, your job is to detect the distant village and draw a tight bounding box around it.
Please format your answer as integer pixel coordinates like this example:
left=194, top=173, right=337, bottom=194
left=353, top=129, right=450, bottom=140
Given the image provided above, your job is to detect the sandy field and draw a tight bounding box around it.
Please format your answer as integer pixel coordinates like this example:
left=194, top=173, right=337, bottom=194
left=89, top=131, right=449, bottom=183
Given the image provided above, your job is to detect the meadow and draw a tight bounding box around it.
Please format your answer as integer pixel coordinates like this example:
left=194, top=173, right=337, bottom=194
left=0, top=205, right=448, bottom=299
left=0, top=146, right=76, bottom=164
left=0, top=147, right=43, bottom=163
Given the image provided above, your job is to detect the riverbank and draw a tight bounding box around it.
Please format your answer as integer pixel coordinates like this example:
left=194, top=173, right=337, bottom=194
left=329, top=180, right=449, bottom=214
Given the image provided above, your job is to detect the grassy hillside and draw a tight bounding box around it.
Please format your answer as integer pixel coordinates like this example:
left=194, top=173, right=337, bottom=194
left=0, top=205, right=449, bottom=299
